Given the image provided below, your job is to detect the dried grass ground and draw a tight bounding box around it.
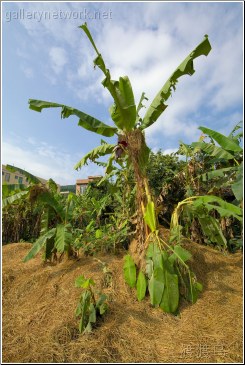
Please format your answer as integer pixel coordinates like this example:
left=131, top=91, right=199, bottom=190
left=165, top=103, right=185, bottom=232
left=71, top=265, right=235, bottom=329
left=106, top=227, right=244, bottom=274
left=2, top=238, right=243, bottom=363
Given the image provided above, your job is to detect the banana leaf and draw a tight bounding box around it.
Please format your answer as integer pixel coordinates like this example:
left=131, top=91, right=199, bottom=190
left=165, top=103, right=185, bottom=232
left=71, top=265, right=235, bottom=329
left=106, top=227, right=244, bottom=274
left=144, top=200, right=156, bottom=232
left=231, top=163, right=243, bottom=201
left=149, top=267, right=165, bottom=306
left=2, top=184, right=27, bottom=199
left=193, top=195, right=242, bottom=221
left=37, top=191, right=65, bottom=221
left=2, top=190, right=29, bottom=209
left=79, top=291, right=91, bottom=333
left=107, top=76, right=137, bottom=131
left=141, top=35, right=211, bottom=130
left=169, top=245, right=192, bottom=263
left=79, top=23, right=136, bottom=131
left=191, top=141, right=234, bottom=160
left=185, top=271, right=203, bottom=304
left=199, top=126, right=243, bottom=153
left=123, top=255, right=136, bottom=288
left=54, top=224, right=73, bottom=252
left=29, top=99, right=117, bottom=137
left=74, top=143, right=115, bottom=170
left=136, top=271, right=147, bottom=301
left=228, top=121, right=243, bottom=142
left=40, top=209, right=49, bottom=235
left=23, top=228, right=56, bottom=262
left=201, top=166, right=237, bottom=182
left=160, top=269, right=179, bottom=313
left=198, top=214, right=227, bottom=248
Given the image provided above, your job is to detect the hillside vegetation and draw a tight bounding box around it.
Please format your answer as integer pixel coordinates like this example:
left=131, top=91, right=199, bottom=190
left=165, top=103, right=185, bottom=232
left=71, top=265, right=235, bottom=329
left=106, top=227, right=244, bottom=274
left=2, top=239, right=242, bottom=363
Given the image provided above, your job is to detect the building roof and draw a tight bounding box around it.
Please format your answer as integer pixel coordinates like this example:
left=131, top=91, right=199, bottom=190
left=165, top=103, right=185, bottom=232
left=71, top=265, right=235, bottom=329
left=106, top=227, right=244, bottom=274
left=76, top=175, right=102, bottom=185
left=76, top=179, right=90, bottom=184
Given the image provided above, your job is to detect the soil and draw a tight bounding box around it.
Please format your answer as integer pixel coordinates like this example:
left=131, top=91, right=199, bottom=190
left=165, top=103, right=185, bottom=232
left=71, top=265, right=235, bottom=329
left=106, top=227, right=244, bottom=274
left=2, top=238, right=243, bottom=363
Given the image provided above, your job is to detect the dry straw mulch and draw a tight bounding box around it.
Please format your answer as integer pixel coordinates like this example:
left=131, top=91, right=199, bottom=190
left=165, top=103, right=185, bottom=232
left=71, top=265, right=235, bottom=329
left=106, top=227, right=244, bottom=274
left=2, top=239, right=243, bottom=363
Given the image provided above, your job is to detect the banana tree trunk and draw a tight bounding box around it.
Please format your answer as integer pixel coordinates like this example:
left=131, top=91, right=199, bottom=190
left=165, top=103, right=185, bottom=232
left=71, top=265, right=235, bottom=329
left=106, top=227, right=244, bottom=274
left=125, top=129, right=152, bottom=269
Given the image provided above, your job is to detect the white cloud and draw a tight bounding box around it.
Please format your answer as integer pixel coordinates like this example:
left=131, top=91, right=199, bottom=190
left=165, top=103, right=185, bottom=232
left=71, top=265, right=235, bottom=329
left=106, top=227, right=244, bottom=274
left=6, top=2, right=243, bottom=155
left=49, top=47, right=68, bottom=74
left=204, top=31, right=243, bottom=111
left=14, top=2, right=80, bottom=47
left=21, top=65, right=34, bottom=78
left=13, top=2, right=243, bottom=114
left=2, top=139, right=104, bottom=185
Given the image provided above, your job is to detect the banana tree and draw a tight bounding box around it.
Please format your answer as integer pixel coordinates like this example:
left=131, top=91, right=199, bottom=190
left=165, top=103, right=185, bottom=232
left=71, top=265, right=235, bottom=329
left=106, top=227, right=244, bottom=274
left=29, top=24, right=211, bottom=268
left=22, top=190, right=79, bottom=262
left=2, top=166, right=78, bottom=261
left=191, top=123, right=243, bottom=202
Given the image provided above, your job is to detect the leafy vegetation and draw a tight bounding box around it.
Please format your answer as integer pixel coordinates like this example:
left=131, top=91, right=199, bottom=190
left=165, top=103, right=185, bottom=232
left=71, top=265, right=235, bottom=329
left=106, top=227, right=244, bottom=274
left=75, top=275, right=108, bottom=333
left=174, top=122, right=243, bottom=251
left=28, top=23, right=212, bottom=271
left=2, top=23, right=243, bottom=326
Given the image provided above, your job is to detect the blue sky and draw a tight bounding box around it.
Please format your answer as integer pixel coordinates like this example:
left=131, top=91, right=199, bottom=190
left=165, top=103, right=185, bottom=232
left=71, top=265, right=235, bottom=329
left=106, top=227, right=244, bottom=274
left=1, top=1, right=243, bottom=185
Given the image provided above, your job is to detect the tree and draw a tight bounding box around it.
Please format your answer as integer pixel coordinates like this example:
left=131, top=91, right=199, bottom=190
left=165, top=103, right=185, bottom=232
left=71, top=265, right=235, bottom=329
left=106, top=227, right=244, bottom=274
left=146, top=150, right=185, bottom=198
left=170, top=123, right=243, bottom=251
left=29, top=23, right=212, bottom=268
left=2, top=166, right=79, bottom=261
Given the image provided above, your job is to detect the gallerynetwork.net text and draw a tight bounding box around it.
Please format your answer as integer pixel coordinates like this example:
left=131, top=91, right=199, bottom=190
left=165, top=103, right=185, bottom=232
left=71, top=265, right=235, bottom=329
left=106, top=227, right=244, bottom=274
left=5, top=8, right=113, bottom=22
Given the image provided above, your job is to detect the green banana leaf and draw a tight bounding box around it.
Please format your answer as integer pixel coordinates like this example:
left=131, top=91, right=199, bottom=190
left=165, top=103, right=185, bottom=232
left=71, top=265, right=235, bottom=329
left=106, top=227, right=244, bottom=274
left=107, top=76, right=137, bottom=131
left=23, top=228, right=56, bottom=262
left=2, top=184, right=27, bottom=199
left=75, top=275, right=95, bottom=288
left=149, top=267, right=165, bottom=306
left=193, top=195, right=243, bottom=221
left=145, top=258, right=154, bottom=280
left=199, top=126, right=243, bottom=153
left=186, top=272, right=203, bottom=304
left=198, top=214, right=227, bottom=248
left=95, top=293, right=108, bottom=314
left=54, top=224, right=73, bottom=253
left=123, top=255, right=136, bottom=288
left=2, top=190, right=29, bottom=209
left=47, top=178, right=59, bottom=193
left=74, top=143, right=115, bottom=170
left=169, top=245, right=192, bottom=263
left=160, top=269, right=179, bottom=313
left=153, top=246, right=165, bottom=270
left=231, top=163, right=243, bottom=201
left=37, top=191, right=65, bottom=221
left=191, top=141, right=235, bottom=160
left=136, top=271, right=147, bottom=301
left=79, top=291, right=91, bottom=333
left=228, top=121, right=243, bottom=142
left=88, top=303, right=96, bottom=324
left=144, top=200, right=156, bottom=232
left=79, top=23, right=137, bottom=131
left=40, top=209, right=49, bottom=235
left=29, top=99, right=117, bottom=137
left=141, top=35, right=211, bottom=130
left=43, top=237, right=55, bottom=261
left=201, top=166, right=237, bottom=181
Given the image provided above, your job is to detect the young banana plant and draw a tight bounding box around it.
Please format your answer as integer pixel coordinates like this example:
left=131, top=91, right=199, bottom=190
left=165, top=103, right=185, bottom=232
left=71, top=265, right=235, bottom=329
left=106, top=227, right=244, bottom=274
left=29, top=23, right=211, bottom=267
